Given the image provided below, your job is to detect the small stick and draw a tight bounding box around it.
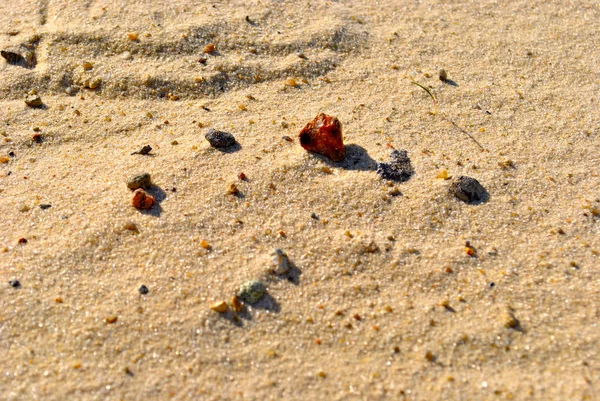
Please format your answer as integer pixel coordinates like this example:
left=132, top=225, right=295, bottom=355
left=445, top=119, right=486, bottom=151
left=410, top=80, right=437, bottom=111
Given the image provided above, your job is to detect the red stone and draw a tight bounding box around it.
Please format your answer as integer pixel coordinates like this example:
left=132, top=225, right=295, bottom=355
left=298, top=113, right=345, bottom=162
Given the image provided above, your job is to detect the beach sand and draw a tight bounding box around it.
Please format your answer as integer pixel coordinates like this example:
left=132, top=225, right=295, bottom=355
left=1, top=0, right=599, bottom=399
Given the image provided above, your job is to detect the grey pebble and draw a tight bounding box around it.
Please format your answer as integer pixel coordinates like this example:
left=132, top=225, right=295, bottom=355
left=237, top=280, right=266, bottom=304
left=376, top=150, right=414, bottom=182
left=25, top=94, right=42, bottom=108
left=205, top=129, right=236, bottom=148
left=449, top=176, right=487, bottom=203
left=127, top=173, right=152, bottom=190
left=271, top=248, right=290, bottom=275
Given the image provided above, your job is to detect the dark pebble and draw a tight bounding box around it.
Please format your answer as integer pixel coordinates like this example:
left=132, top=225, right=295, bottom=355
left=310, top=212, right=319, bottom=220
left=449, top=176, right=488, bottom=203
left=131, top=145, right=152, bottom=155
left=376, top=150, right=414, bottom=182
left=8, top=151, right=15, bottom=157
left=9, top=280, right=21, bottom=288
left=138, top=285, right=149, bottom=295
left=18, top=238, right=27, bottom=244
left=205, top=129, right=236, bottom=148
left=39, top=204, right=51, bottom=210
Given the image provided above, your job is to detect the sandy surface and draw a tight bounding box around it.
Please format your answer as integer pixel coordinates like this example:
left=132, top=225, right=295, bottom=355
left=1, top=0, right=599, bottom=400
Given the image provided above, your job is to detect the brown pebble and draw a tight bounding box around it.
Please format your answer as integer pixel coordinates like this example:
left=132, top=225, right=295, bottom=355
left=203, top=43, right=216, bottom=53
left=131, top=189, right=155, bottom=210
left=227, top=183, right=239, bottom=195
left=123, top=222, right=139, bottom=232
left=200, top=240, right=211, bottom=249
left=25, top=94, right=42, bottom=108
left=106, top=316, right=118, bottom=324
left=439, top=69, right=448, bottom=81
left=231, top=295, right=243, bottom=312
left=82, top=61, right=93, bottom=70
left=18, top=238, right=27, bottom=244
left=238, top=172, right=247, bottom=180
left=210, top=301, right=228, bottom=313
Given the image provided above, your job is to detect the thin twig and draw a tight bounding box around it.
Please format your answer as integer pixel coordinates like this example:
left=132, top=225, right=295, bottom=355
left=410, top=80, right=437, bottom=110
left=444, top=118, right=486, bottom=151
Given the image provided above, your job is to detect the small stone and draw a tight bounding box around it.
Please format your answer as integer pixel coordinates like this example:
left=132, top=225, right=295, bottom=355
left=210, top=301, right=228, bottom=313
left=199, top=240, right=211, bottom=249
left=299, top=113, right=345, bottom=162
left=127, top=32, right=138, bottom=41
left=123, top=222, right=138, bottom=232
left=0, top=156, right=9, bottom=163
left=131, top=145, right=152, bottom=155
left=138, top=285, right=149, bottom=295
left=25, top=94, right=43, bottom=108
left=231, top=295, right=243, bottom=312
left=127, top=173, right=152, bottom=190
left=449, top=176, right=487, bottom=203
left=439, top=69, right=448, bottom=81
left=203, top=43, right=216, bottom=53
left=1, top=46, right=35, bottom=67
left=39, top=204, right=51, bottom=210
left=9, top=280, right=21, bottom=288
left=106, top=316, right=118, bottom=324
left=227, top=183, right=239, bottom=196
left=285, top=78, right=297, bottom=87
left=82, top=61, right=93, bottom=70
left=18, top=238, right=27, bottom=244
left=376, top=150, right=414, bottom=182
left=237, top=280, right=266, bottom=304
left=271, top=248, right=290, bottom=275
left=205, top=129, right=236, bottom=148
left=437, top=169, right=449, bottom=179
left=131, top=188, right=155, bottom=210
left=88, top=77, right=102, bottom=89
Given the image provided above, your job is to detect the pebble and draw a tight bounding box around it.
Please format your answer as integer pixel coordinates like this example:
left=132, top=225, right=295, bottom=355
left=131, top=188, right=155, bottom=210
left=449, top=176, right=487, bottom=203
left=210, top=301, right=228, bottom=313
left=205, top=129, right=236, bottom=148
left=25, top=94, right=43, bottom=108
left=376, top=150, right=414, bottom=182
left=1, top=46, right=35, bottom=67
left=138, top=285, right=149, bottom=295
left=9, top=280, right=21, bottom=288
left=439, top=69, right=448, bottom=81
left=271, top=248, right=290, bottom=275
left=231, top=295, right=243, bottom=312
left=299, top=113, right=345, bottom=162
left=39, top=204, right=51, bottom=210
left=127, top=173, right=152, bottom=190
left=237, top=280, right=266, bottom=304
left=131, top=145, right=152, bottom=155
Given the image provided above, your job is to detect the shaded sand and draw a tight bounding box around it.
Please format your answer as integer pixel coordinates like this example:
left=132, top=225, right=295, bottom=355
left=1, top=0, right=599, bottom=399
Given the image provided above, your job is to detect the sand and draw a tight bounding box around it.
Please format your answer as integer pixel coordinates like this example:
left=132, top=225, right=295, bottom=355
left=1, top=0, right=599, bottom=400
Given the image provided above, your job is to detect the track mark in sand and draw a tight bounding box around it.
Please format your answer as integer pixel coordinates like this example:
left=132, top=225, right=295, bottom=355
left=0, top=14, right=368, bottom=99
left=38, top=0, right=49, bottom=25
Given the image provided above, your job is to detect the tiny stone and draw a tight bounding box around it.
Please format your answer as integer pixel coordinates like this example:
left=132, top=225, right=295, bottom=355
left=205, top=128, right=236, bottom=148
left=376, top=150, right=414, bottom=182
left=127, top=173, right=152, bottom=190
left=18, top=238, right=27, bottom=244
left=9, top=280, right=21, bottom=288
left=106, top=316, right=118, bottom=324
left=123, top=222, right=138, bottom=232
left=203, top=43, right=216, bottom=53
left=138, top=285, right=149, bottom=295
left=231, top=295, right=243, bottom=312
left=25, top=94, right=43, bottom=108
left=210, top=301, right=228, bottom=313
left=131, top=188, right=155, bottom=210
left=237, top=280, right=266, bottom=304
left=310, top=212, right=319, bottom=220
left=439, top=69, right=448, bottom=81
left=82, top=61, right=93, bottom=70
left=449, top=176, right=487, bottom=203
left=271, top=248, right=290, bottom=275
left=39, top=204, right=51, bottom=210
left=131, top=145, right=152, bottom=155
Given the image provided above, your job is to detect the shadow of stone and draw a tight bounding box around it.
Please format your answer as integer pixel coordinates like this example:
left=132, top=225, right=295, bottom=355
left=139, top=185, right=166, bottom=217
left=323, top=144, right=377, bottom=171
left=215, top=141, right=242, bottom=154
left=443, top=79, right=458, bottom=87
left=250, top=293, right=280, bottom=312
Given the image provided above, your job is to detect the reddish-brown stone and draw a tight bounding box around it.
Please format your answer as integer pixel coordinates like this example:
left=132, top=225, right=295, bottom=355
left=132, top=188, right=155, bottom=210
left=298, top=113, right=345, bottom=162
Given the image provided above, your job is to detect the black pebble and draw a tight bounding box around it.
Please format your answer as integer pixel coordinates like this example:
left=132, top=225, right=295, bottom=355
left=138, top=285, right=149, bottom=295
left=8, top=151, right=15, bottom=157
left=489, top=282, right=495, bottom=288
left=449, top=176, right=488, bottom=203
left=376, top=150, right=414, bottom=182
left=310, top=212, right=319, bottom=220
left=131, top=145, right=152, bottom=155
left=205, top=129, right=236, bottom=148
left=9, top=280, right=21, bottom=288
left=40, top=204, right=51, bottom=210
